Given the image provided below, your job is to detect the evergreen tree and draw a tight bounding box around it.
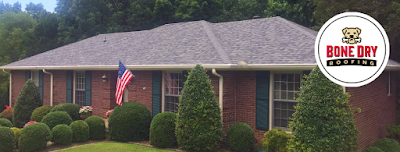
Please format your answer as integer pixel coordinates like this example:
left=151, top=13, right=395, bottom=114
left=288, top=66, right=358, bottom=151
left=175, top=65, right=222, bottom=151
left=13, top=80, right=42, bottom=128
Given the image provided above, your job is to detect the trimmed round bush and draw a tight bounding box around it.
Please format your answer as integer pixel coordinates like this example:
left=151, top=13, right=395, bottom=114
left=0, top=127, right=14, bottom=152
left=373, top=138, right=400, bottom=152
left=85, top=116, right=106, bottom=140
left=51, top=124, right=73, bottom=145
left=13, top=80, right=42, bottom=128
left=0, top=118, right=13, bottom=127
left=363, top=146, right=384, bottom=152
left=150, top=112, right=177, bottom=148
left=109, top=102, right=151, bottom=142
left=11, top=127, right=21, bottom=148
left=31, top=106, right=53, bottom=122
left=19, top=123, right=51, bottom=152
left=41, top=111, right=73, bottom=129
left=50, top=103, right=81, bottom=120
left=70, top=120, right=89, bottom=142
left=1, top=108, right=13, bottom=122
left=262, top=128, right=292, bottom=152
left=227, top=123, right=255, bottom=152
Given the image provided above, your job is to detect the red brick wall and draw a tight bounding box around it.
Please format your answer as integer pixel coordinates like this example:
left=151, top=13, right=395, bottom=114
left=92, top=71, right=117, bottom=117
left=11, top=71, right=25, bottom=107
left=347, top=71, right=397, bottom=149
left=52, top=71, right=67, bottom=106
left=127, top=71, right=153, bottom=113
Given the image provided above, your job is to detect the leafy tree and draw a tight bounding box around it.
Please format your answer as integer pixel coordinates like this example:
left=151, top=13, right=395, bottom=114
left=175, top=64, right=222, bottom=151
left=0, top=2, right=21, bottom=14
left=264, top=0, right=315, bottom=27
left=25, top=2, right=45, bottom=19
left=13, top=80, right=42, bottom=128
left=153, top=0, right=176, bottom=25
left=288, top=66, right=358, bottom=151
left=174, top=0, right=222, bottom=21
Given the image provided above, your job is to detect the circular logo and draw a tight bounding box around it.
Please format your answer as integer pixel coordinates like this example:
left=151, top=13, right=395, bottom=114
left=315, top=12, right=390, bottom=87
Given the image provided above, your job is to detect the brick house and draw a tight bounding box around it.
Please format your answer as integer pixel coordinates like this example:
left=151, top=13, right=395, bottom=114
left=1, top=17, right=399, bottom=149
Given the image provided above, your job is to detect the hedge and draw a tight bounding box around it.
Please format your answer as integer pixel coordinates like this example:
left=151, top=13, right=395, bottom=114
left=18, top=123, right=51, bottom=152
left=363, top=146, right=384, bottom=152
left=41, top=111, right=73, bottom=129
left=13, top=80, right=42, bottom=128
left=11, top=127, right=21, bottom=148
left=175, top=65, right=222, bottom=151
left=31, top=106, right=53, bottom=122
left=85, top=116, right=106, bottom=140
left=227, top=122, right=255, bottom=152
left=0, top=127, right=14, bottom=152
left=70, top=120, right=89, bottom=142
left=150, top=112, right=177, bottom=148
left=109, top=102, right=151, bottom=142
left=373, top=138, right=400, bottom=152
left=50, top=103, right=81, bottom=120
left=0, top=118, right=13, bottom=127
left=52, top=124, right=73, bottom=145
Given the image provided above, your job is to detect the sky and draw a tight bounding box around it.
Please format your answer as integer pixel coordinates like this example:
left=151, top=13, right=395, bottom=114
left=2, top=0, right=57, bottom=12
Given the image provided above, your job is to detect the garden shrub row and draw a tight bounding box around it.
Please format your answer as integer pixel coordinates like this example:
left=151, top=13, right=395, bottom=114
left=0, top=118, right=13, bottom=127
left=0, top=127, right=14, bottom=152
left=52, top=124, right=73, bottom=145
left=50, top=103, right=81, bottom=120
left=19, top=122, right=51, bottom=152
left=42, top=111, right=73, bottom=129
left=31, top=105, right=53, bottom=122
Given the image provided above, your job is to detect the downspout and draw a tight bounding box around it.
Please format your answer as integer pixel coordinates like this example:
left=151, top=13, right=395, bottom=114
left=212, top=69, right=223, bottom=121
left=2, top=69, right=11, bottom=107
left=43, top=69, right=53, bottom=106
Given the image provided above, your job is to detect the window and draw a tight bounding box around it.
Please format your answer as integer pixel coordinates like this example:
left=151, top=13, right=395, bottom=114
left=31, top=71, right=39, bottom=87
left=75, top=71, right=85, bottom=106
left=164, top=72, right=183, bottom=112
left=273, top=73, right=301, bottom=130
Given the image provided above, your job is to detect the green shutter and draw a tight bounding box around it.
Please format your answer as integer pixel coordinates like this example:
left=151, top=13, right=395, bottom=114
left=25, top=71, right=31, bottom=81
left=85, top=71, right=92, bottom=106
left=39, top=71, right=43, bottom=103
left=66, top=71, right=73, bottom=103
left=256, top=71, right=270, bottom=130
left=182, top=70, right=188, bottom=88
left=152, top=71, right=162, bottom=118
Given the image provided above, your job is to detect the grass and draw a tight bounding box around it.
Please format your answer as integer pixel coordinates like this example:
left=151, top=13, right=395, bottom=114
left=57, top=141, right=174, bottom=152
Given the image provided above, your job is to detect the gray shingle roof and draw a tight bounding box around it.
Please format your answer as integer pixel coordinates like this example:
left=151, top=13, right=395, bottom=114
left=2, top=16, right=399, bottom=69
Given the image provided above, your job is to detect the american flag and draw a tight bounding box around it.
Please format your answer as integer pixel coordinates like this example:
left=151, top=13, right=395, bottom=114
left=115, top=61, right=134, bottom=106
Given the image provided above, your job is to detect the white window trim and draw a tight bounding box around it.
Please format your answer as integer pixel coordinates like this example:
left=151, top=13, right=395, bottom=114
left=30, top=70, right=39, bottom=87
left=123, top=86, right=129, bottom=103
left=73, top=71, right=86, bottom=104
left=269, top=71, right=303, bottom=131
left=161, top=70, right=184, bottom=112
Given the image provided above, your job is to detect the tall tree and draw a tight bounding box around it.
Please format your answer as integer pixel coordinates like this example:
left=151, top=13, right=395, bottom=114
left=0, top=1, right=21, bottom=14
left=264, top=0, right=315, bottom=27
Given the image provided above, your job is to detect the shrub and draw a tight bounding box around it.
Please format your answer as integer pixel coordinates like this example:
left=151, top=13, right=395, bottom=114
left=262, top=128, right=291, bottom=152
left=288, top=66, right=358, bottom=151
left=50, top=103, right=81, bottom=120
left=70, top=120, right=89, bottom=142
left=363, top=146, right=384, bottom=152
left=41, top=111, right=73, bottom=129
left=227, top=122, right=255, bottom=152
left=175, top=65, right=223, bottom=151
left=85, top=116, right=106, bottom=140
left=109, top=102, right=151, bottom=141
left=373, top=138, right=400, bottom=152
left=51, top=124, right=73, bottom=145
left=0, top=118, right=13, bottom=127
left=0, top=127, right=14, bottom=152
left=31, top=106, right=53, bottom=122
left=19, top=123, right=51, bottom=152
left=150, top=112, right=177, bottom=148
left=13, top=80, right=42, bottom=128
left=11, top=127, right=21, bottom=148
left=385, top=125, right=400, bottom=141
left=1, top=107, right=13, bottom=122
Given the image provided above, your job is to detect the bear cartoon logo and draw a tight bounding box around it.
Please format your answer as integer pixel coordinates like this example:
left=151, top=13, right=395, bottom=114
left=342, top=27, right=362, bottom=44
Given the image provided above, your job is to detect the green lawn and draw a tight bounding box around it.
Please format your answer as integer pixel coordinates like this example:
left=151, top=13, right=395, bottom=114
left=57, top=142, right=174, bottom=152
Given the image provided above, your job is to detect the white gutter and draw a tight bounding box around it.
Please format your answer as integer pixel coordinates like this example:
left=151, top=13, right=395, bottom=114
left=212, top=69, right=223, bottom=120
left=42, top=69, right=53, bottom=106
left=2, top=69, right=11, bottom=107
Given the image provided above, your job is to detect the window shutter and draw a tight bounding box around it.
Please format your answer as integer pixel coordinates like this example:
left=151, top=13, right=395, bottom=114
left=182, top=70, right=188, bottom=89
left=66, top=71, right=73, bottom=103
left=256, top=71, right=270, bottom=130
left=39, top=71, right=43, bottom=103
left=25, top=71, right=31, bottom=81
left=85, top=71, right=92, bottom=106
left=152, top=71, right=162, bottom=118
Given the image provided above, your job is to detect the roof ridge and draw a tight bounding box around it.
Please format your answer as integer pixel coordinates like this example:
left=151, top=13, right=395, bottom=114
left=276, top=16, right=316, bottom=39
left=200, top=21, right=232, bottom=64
